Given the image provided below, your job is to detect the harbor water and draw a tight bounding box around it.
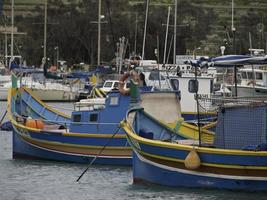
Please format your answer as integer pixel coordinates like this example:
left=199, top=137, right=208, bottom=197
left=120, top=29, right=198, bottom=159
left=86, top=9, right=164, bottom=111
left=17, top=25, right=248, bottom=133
left=0, top=101, right=266, bottom=200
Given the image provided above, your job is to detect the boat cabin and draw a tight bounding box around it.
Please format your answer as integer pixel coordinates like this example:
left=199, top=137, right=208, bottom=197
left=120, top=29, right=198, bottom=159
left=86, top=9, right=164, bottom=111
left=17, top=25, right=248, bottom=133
left=239, top=67, right=267, bottom=87
left=100, top=80, right=130, bottom=92
left=70, top=92, right=130, bottom=134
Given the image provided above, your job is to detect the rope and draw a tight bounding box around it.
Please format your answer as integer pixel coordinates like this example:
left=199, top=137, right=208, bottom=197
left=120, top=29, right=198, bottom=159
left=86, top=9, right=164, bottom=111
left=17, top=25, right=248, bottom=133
left=76, top=126, right=121, bottom=182
left=0, top=110, right=7, bottom=125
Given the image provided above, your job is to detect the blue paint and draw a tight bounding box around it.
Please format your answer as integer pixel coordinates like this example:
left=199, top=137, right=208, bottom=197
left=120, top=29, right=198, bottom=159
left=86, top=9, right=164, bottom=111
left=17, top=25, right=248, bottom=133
left=133, top=152, right=267, bottom=191
left=69, top=92, right=130, bottom=134
left=13, top=131, right=131, bottom=165
left=127, top=108, right=267, bottom=191
left=11, top=89, right=133, bottom=165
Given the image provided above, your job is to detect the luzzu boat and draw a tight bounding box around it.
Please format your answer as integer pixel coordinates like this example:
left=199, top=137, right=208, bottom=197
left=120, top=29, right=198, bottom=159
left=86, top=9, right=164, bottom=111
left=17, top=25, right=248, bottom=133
left=121, top=96, right=267, bottom=191
left=9, top=86, right=132, bottom=165
left=8, top=72, right=193, bottom=165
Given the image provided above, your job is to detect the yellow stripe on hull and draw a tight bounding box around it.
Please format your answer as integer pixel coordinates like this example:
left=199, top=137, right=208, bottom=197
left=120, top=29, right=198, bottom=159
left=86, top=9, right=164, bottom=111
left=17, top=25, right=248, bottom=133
left=19, top=133, right=132, bottom=157
left=122, top=121, right=267, bottom=156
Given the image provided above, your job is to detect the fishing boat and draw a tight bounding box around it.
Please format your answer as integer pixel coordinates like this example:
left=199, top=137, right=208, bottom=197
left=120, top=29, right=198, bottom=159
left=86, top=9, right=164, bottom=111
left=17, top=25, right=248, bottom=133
left=8, top=86, right=132, bottom=165
left=9, top=67, right=199, bottom=165
left=121, top=59, right=267, bottom=190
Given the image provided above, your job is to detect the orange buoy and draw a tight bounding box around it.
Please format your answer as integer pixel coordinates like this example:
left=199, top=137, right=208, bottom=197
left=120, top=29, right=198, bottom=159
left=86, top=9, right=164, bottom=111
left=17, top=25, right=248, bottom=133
left=184, top=148, right=201, bottom=170
left=25, top=119, right=44, bottom=129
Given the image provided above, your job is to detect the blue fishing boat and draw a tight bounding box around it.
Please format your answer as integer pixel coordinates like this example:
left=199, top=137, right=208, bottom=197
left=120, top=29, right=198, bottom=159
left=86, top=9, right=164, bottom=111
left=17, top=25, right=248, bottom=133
left=8, top=64, right=217, bottom=165
left=8, top=86, right=132, bottom=165
left=122, top=57, right=267, bottom=190
left=9, top=69, right=197, bottom=165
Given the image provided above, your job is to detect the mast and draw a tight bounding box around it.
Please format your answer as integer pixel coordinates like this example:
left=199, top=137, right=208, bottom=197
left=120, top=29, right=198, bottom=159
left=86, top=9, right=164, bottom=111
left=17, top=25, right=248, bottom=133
left=163, top=6, right=171, bottom=65
left=134, top=12, right=138, bottom=55
left=41, top=0, right=47, bottom=68
left=141, top=0, right=150, bottom=61
left=231, top=0, right=234, bottom=32
left=10, top=0, right=14, bottom=68
left=173, top=0, right=177, bottom=65
left=44, top=0, right=47, bottom=62
left=97, top=0, right=101, bottom=66
left=231, top=0, right=237, bottom=96
left=231, top=0, right=236, bottom=54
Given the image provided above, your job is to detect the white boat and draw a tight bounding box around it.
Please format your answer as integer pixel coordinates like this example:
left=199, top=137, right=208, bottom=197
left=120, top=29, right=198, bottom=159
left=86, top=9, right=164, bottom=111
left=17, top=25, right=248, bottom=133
left=0, top=67, right=12, bottom=84
left=227, top=67, right=267, bottom=97
left=142, top=70, right=213, bottom=114
left=0, top=76, right=81, bottom=101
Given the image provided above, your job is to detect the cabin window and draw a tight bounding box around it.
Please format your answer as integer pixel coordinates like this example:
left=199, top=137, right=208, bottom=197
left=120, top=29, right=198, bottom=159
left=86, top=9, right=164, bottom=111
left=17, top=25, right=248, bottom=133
left=103, top=82, right=113, bottom=88
left=90, top=113, right=98, bottom=122
left=113, top=82, right=119, bottom=88
left=73, top=114, right=81, bottom=122
left=110, top=96, right=119, bottom=105
left=241, top=72, right=247, bottom=79
left=148, top=71, right=165, bottom=81
left=210, top=79, right=214, bottom=93
left=170, top=79, right=179, bottom=90
left=247, top=72, right=253, bottom=79
left=256, top=72, right=263, bottom=80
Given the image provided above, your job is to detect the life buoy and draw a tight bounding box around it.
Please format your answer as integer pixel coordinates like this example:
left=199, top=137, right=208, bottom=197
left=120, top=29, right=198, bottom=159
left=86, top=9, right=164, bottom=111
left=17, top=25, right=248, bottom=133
left=118, top=70, right=140, bottom=95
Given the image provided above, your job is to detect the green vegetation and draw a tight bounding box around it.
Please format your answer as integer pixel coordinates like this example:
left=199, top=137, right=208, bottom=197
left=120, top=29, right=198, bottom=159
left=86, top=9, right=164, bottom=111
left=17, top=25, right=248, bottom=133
left=1, top=0, right=267, bottom=66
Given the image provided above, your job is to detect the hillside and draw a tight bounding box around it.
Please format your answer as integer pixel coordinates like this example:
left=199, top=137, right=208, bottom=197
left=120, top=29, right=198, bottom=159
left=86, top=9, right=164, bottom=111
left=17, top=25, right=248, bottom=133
left=1, top=0, right=267, bottom=64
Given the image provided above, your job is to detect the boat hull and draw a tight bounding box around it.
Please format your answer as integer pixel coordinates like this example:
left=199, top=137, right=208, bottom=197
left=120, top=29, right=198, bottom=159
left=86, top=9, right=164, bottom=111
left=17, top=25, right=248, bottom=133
left=122, top=107, right=267, bottom=191
left=229, top=85, right=267, bottom=97
left=12, top=127, right=132, bottom=165
left=133, top=152, right=267, bottom=191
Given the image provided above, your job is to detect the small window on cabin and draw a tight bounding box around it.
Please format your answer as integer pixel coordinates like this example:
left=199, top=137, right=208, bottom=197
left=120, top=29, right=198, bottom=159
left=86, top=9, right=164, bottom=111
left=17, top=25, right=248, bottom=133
left=90, top=113, right=98, bottom=122
left=104, top=82, right=113, bottom=87
left=149, top=71, right=157, bottom=80
left=210, top=79, right=214, bottom=93
left=170, top=79, right=179, bottom=90
left=241, top=72, right=247, bottom=79
left=73, top=114, right=81, bottom=122
left=256, top=72, right=263, bottom=80
left=247, top=72, right=253, bottom=79
left=110, top=96, right=119, bottom=105
left=149, top=71, right=165, bottom=81
left=113, top=82, right=119, bottom=88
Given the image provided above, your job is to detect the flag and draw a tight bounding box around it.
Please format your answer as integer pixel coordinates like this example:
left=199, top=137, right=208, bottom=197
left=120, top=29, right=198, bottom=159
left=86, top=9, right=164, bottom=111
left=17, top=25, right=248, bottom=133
left=11, top=73, right=18, bottom=88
